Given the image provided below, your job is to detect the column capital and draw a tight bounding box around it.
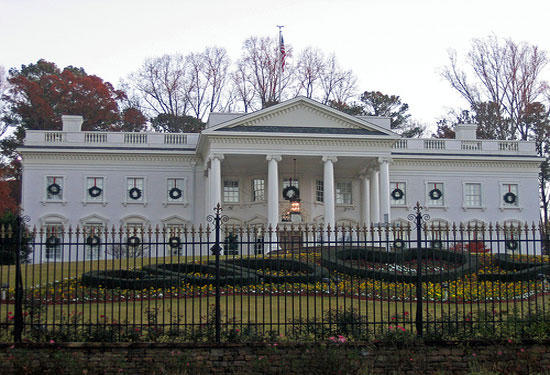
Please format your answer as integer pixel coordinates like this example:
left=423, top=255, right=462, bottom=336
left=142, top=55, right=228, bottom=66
left=359, top=174, right=369, bottom=180
left=378, top=156, right=393, bottom=164
left=208, top=153, right=225, bottom=163
left=321, top=155, right=338, bottom=163
left=266, top=154, right=282, bottom=162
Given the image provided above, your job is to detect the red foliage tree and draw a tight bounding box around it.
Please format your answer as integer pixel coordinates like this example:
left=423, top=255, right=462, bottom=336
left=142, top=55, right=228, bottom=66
left=0, top=167, right=18, bottom=214
left=3, top=60, right=143, bottom=131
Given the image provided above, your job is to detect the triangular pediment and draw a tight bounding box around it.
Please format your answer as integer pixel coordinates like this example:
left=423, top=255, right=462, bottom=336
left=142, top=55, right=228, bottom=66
left=205, top=97, right=396, bottom=137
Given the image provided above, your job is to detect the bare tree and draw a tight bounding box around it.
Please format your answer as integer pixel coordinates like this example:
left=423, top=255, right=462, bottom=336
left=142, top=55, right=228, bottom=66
left=442, top=35, right=549, bottom=140
left=442, top=35, right=550, bottom=223
left=0, top=66, right=9, bottom=138
left=320, top=54, right=357, bottom=104
left=293, top=47, right=325, bottom=99
left=230, top=60, right=255, bottom=113
left=238, top=36, right=293, bottom=108
left=187, top=47, right=230, bottom=120
left=128, top=54, right=190, bottom=116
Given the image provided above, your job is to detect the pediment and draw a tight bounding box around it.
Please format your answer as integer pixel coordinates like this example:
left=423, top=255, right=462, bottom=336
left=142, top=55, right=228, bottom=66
left=206, top=97, right=396, bottom=137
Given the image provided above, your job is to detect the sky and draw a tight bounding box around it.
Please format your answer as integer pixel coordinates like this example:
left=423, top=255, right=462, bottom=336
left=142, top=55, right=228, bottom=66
left=2, top=0, right=550, bottom=128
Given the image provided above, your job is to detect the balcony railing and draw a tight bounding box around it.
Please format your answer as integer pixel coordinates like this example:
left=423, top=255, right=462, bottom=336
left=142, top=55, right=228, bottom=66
left=392, top=138, right=535, bottom=154
left=26, top=130, right=200, bottom=149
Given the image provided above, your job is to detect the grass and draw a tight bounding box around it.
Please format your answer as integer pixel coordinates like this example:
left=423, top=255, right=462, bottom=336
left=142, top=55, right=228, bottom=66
left=0, top=254, right=227, bottom=286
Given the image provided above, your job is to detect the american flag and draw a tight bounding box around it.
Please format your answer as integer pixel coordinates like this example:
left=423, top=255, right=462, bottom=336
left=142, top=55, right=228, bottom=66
left=279, top=32, right=286, bottom=72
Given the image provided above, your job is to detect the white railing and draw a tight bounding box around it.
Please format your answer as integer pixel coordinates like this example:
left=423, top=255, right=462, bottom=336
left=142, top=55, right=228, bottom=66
left=461, top=141, right=482, bottom=151
left=424, top=139, right=446, bottom=150
left=498, top=141, right=519, bottom=152
left=164, top=134, right=187, bottom=145
left=44, top=132, right=64, bottom=142
left=393, top=139, right=408, bottom=149
left=84, top=133, right=108, bottom=143
left=124, top=133, right=148, bottom=144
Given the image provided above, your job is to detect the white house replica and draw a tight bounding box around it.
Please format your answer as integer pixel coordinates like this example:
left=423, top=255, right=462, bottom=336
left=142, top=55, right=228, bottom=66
left=19, top=97, right=543, bottom=259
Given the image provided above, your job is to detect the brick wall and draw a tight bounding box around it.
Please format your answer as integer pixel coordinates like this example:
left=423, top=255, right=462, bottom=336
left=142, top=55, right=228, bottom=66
left=1, top=341, right=549, bottom=374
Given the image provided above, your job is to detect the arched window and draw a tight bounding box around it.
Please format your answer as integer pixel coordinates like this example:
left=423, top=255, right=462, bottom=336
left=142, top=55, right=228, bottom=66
left=391, top=219, right=412, bottom=241
left=80, top=214, right=108, bottom=260
left=426, top=219, right=450, bottom=246
left=39, top=214, right=68, bottom=261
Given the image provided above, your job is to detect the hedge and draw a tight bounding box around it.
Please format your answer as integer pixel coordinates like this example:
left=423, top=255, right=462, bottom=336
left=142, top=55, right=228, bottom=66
left=143, top=263, right=258, bottom=286
left=320, top=247, right=479, bottom=283
left=220, top=258, right=330, bottom=284
left=81, top=270, right=181, bottom=290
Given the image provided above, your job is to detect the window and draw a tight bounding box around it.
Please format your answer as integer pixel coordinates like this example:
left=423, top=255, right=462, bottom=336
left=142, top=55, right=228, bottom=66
left=390, top=182, right=406, bottom=205
left=86, top=177, right=104, bottom=202
left=46, top=176, right=64, bottom=201
left=464, top=183, right=482, bottom=207
left=223, top=180, right=239, bottom=203
left=126, top=177, right=144, bottom=202
left=167, top=178, right=185, bottom=203
left=283, top=178, right=299, bottom=189
left=83, top=222, right=103, bottom=260
left=427, top=182, right=444, bottom=207
left=316, top=180, right=324, bottom=203
left=252, top=178, right=265, bottom=202
left=336, top=182, right=352, bottom=205
left=126, top=223, right=144, bottom=248
left=391, top=219, right=411, bottom=241
left=503, top=220, right=522, bottom=252
left=166, top=223, right=184, bottom=255
left=427, top=219, right=449, bottom=242
left=502, top=183, right=519, bottom=207
left=44, top=223, right=63, bottom=260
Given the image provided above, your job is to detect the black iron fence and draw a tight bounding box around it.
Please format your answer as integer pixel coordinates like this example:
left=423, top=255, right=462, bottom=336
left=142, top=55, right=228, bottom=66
left=1, top=205, right=550, bottom=343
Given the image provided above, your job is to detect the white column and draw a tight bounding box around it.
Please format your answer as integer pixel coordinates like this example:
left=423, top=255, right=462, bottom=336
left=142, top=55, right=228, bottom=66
left=209, top=154, right=224, bottom=211
left=322, top=156, right=338, bottom=231
left=360, top=175, right=371, bottom=226
left=369, top=168, right=380, bottom=224
left=378, top=157, right=392, bottom=224
left=266, top=155, right=282, bottom=230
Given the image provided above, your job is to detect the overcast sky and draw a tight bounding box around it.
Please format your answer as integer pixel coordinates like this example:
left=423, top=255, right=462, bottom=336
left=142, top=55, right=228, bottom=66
left=2, top=0, right=550, bottom=128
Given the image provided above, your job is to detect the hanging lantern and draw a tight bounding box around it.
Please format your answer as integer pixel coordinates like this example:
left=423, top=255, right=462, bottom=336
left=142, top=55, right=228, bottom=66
left=290, top=200, right=301, bottom=213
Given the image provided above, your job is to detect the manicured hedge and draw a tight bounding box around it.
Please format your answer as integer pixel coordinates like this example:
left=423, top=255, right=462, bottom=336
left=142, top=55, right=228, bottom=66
left=220, top=258, right=330, bottom=284
left=143, top=263, right=258, bottom=286
left=321, top=247, right=479, bottom=283
left=478, top=253, right=550, bottom=282
left=81, top=270, right=181, bottom=290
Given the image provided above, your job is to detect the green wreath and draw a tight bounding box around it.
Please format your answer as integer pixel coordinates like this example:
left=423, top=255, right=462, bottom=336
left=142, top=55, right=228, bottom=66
left=505, top=239, right=518, bottom=251
left=86, top=235, right=101, bottom=247
left=47, top=183, right=61, bottom=196
left=393, top=239, right=406, bottom=249
left=282, top=186, right=300, bottom=201
left=168, top=236, right=181, bottom=248
left=431, top=240, right=443, bottom=249
left=129, top=187, right=142, bottom=200
left=127, top=236, right=141, bottom=247
left=46, top=236, right=60, bottom=248
left=429, top=188, right=442, bottom=200
left=503, top=192, right=517, bottom=204
left=88, top=186, right=102, bottom=198
left=391, top=188, right=404, bottom=200
left=169, top=187, right=182, bottom=200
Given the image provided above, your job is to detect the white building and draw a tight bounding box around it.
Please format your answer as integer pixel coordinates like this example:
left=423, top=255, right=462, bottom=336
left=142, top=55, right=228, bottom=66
left=19, top=97, right=542, bottom=260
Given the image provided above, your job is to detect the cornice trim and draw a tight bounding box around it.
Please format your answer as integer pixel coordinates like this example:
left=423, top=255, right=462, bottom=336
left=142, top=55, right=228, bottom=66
left=392, top=159, right=541, bottom=169
left=207, top=136, right=394, bottom=148
left=22, top=152, right=198, bottom=163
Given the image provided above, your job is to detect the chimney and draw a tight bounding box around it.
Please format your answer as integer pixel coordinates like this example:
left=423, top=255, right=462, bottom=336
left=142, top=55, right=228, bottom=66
left=62, top=115, right=83, bottom=132
left=455, top=123, right=477, bottom=140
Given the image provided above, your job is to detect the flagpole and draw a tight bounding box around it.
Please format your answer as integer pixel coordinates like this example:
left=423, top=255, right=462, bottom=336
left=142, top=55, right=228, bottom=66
left=277, top=25, right=284, bottom=102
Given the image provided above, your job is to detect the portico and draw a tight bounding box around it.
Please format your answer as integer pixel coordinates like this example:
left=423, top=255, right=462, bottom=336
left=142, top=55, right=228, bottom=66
left=203, top=152, right=393, bottom=228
